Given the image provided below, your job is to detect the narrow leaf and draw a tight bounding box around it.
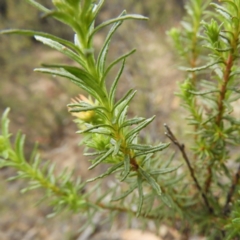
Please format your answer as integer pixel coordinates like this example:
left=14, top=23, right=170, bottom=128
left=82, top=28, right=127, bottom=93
left=97, top=11, right=126, bottom=76
left=137, top=176, right=144, bottom=217
left=139, top=168, right=162, bottom=196
left=141, top=154, right=153, bottom=167
left=34, top=68, right=99, bottom=100
left=109, top=59, right=126, bottom=106
left=150, top=164, right=182, bottom=175
left=210, top=3, right=232, bottom=20
left=104, top=49, right=136, bottom=78
left=1, top=108, right=10, bottom=138
left=232, top=218, right=240, bottom=223
left=113, top=140, right=122, bottom=156
left=92, top=0, right=105, bottom=20
left=77, top=124, right=113, bottom=135
left=111, top=183, right=138, bottom=201
left=113, top=90, right=137, bottom=124
left=87, top=162, right=124, bottom=182
left=119, top=117, right=145, bottom=130
left=0, top=29, right=83, bottom=55
left=42, top=64, right=106, bottom=99
left=91, top=14, right=148, bottom=37
left=120, top=155, right=131, bottom=181
left=134, top=143, right=170, bottom=157
left=26, top=0, right=50, bottom=13
left=180, top=60, right=223, bottom=72
left=88, top=148, right=114, bottom=170
left=159, top=194, right=172, bottom=208
left=125, top=116, right=155, bottom=141
left=34, top=36, right=86, bottom=68
left=15, top=132, right=26, bottom=163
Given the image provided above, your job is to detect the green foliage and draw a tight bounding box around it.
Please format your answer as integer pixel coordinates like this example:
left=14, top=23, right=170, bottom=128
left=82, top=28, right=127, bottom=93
left=1, top=0, right=240, bottom=239
left=168, top=0, right=240, bottom=238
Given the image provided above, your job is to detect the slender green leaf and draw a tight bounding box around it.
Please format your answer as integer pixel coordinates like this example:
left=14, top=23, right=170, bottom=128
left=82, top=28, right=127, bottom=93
left=232, top=218, right=240, bottom=223
left=88, top=148, right=114, bottom=170
left=91, top=14, right=148, bottom=37
left=125, top=116, right=155, bottom=141
left=42, top=64, right=106, bottom=98
left=1, top=108, right=10, bottom=138
left=120, top=155, right=131, bottom=181
left=113, top=90, right=137, bottom=124
left=43, top=11, right=82, bottom=36
left=188, top=89, right=220, bottom=95
left=113, top=139, right=122, bottom=156
left=34, top=36, right=86, bottom=68
left=162, top=153, right=175, bottom=168
left=180, top=60, right=223, bottom=72
left=77, top=124, right=113, bottom=134
left=150, top=164, right=182, bottom=175
left=141, top=154, right=153, bottom=167
left=15, top=132, right=26, bottom=163
left=34, top=68, right=99, bottom=100
left=119, top=117, right=145, bottom=130
left=220, top=1, right=238, bottom=15
left=104, top=49, right=136, bottom=78
left=111, top=183, right=138, bottom=201
left=109, top=59, right=126, bottom=106
left=210, top=3, right=232, bottom=20
left=139, top=168, right=162, bottom=196
left=136, top=176, right=144, bottom=217
left=26, top=0, right=50, bottom=13
left=0, top=29, right=84, bottom=57
left=159, top=194, right=172, bottom=208
left=87, top=162, right=124, bottom=182
left=97, top=11, right=126, bottom=77
left=92, top=0, right=105, bottom=21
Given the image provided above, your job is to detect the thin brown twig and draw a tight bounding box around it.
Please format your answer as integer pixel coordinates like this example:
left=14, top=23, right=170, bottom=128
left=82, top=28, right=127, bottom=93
left=97, top=202, right=158, bottom=220
left=223, top=164, right=240, bottom=216
left=216, top=54, right=233, bottom=125
left=204, top=166, right=212, bottom=193
left=164, top=124, right=213, bottom=214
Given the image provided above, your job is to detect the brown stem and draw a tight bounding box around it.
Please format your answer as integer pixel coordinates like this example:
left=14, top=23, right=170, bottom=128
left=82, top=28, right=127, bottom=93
left=204, top=165, right=212, bottom=193
left=223, top=164, right=240, bottom=215
left=164, top=124, right=213, bottom=214
left=205, top=54, right=234, bottom=193
left=216, top=54, right=233, bottom=125
left=97, top=202, right=158, bottom=220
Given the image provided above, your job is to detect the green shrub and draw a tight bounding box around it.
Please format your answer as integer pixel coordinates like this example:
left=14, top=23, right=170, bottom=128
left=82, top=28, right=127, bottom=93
left=1, top=0, right=240, bottom=239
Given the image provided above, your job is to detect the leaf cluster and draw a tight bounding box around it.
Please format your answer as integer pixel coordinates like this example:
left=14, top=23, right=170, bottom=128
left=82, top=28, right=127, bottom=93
left=169, top=0, right=240, bottom=238
left=1, top=0, right=240, bottom=239
left=0, top=0, right=180, bottom=226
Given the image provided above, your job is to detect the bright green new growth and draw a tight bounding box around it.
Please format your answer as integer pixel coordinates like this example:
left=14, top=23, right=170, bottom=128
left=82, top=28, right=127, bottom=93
left=1, top=0, right=240, bottom=239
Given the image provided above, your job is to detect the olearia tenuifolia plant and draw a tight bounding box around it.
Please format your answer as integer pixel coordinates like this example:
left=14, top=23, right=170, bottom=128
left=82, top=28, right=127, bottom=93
left=1, top=0, right=240, bottom=239
left=168, top=0, right=240, bottom=239
left=0, top=0, right=173, bottom=229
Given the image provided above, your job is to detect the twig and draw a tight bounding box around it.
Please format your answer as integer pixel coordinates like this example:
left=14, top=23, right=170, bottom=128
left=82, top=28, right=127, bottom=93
left=204, top=166, right=212, bottom=193
left=164, top=123, right=213, bottom=214
left=223, top=164, right=240, bottom=215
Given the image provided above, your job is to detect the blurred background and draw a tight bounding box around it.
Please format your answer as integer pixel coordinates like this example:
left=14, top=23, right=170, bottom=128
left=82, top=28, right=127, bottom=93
left=0, top=0, right=186, bottom=239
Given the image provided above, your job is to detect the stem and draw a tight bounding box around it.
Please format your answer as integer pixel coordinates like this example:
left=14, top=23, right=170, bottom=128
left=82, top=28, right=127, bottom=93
left=223, top=164, right=240, bottom=215
left=164, top=124, right=213, bottom=214
left=97, top=202, right=158, bottom=220
left=204, top=166, right=212, bottom=193
left=216, top=54, right=234, bottom=125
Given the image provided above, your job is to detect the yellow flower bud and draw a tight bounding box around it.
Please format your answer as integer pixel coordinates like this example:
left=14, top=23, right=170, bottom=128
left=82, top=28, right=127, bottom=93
left=69, top=94, right=95, bottom=122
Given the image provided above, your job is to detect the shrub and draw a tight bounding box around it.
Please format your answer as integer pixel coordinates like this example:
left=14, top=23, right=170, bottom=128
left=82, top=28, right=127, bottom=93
left=1, top=0, right=240, bottom=239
